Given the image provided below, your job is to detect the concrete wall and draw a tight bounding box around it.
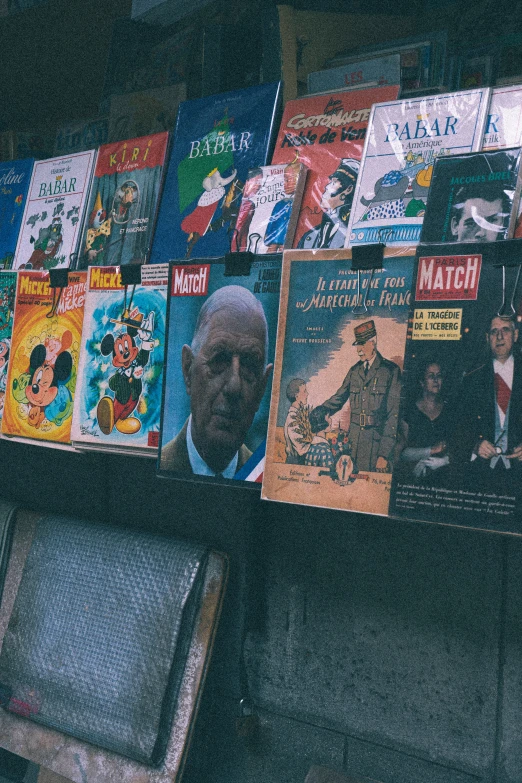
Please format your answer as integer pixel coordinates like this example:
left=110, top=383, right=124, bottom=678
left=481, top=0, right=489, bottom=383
left=0, top=438, right=520, bottom=783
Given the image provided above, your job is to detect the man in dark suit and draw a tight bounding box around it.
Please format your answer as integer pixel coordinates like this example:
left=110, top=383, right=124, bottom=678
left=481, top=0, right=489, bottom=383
left=310, top=319, right=401, bottom=472
left=160, top=285, right=272, bottom=478
left=456, top=315, right=522, bottom=474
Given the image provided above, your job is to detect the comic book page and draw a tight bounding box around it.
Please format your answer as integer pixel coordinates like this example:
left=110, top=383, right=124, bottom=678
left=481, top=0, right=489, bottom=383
left=158, top=256, right=282, bottom=484
left=13, top=151, right=96, bottom=270
left=390, top=242, right=522, bottom=534
left=2, top=270, right=87, bottom=443
left=71, top=264, right=168, bottom=456
left=271, top=85, right=400, bottom=251
left=77, top=132, right=169, bottom=269
left=262, top=247, right=414, bottom=515
left=347, top=89, right=491, bottom=247
left=0, top=271, right=17, bottom=423
left=0, top=159, right=33, bottom=270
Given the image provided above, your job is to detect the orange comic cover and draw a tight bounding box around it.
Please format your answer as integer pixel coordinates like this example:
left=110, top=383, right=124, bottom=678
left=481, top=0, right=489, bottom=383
left=2, top=270, right=87, bottom=443
left=271, top=85, right=399, bottom=250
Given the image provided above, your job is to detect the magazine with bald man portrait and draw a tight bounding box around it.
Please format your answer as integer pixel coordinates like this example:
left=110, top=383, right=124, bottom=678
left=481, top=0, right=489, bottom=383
left=262, top=247, right=414, bottom=516
left=158, top=256, right=282, bottom=484
left=390, top=241, right=522, bottom=534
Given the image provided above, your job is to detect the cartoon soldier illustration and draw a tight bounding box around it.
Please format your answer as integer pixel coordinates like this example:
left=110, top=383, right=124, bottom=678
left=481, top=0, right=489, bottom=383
left=309, top=319, right=401, bottom=472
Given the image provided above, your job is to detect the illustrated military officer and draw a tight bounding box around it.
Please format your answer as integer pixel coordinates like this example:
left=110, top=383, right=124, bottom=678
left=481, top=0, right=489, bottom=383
left=309, top=319, right=401, bottom=472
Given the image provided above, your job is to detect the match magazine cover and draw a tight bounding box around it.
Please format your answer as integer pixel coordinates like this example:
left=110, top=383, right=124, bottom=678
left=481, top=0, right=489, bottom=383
left=271, top=85, right=400, bottom=251
left=2, top=270, right=87, bottom=444
left=71, top=264, right=168, bottom=456
left=346, top=89, right=491, bottom=247
left=390, top=241, right=522, bottom=533
left=158, top=256, right=282, bottom=484
left=13, top=151, right=96, bottom=270
left=262, top=247, right=414, bottom=516
left=77, top=132, right=169, bottom=269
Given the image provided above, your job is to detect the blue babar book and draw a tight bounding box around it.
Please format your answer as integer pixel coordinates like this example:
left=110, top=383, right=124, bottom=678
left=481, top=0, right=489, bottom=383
left=149, top=82, right=281, bottom=262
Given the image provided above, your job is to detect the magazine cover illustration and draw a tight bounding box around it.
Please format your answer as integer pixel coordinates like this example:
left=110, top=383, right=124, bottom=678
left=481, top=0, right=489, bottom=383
left=234, top=163, right=307, bottom=253
left=149, top=82, right=281, bottom=262
left=158, top=256, right=281, bottom=483
left=0, top=271, right=17, bottom=421
left=271, top=85, right=400, bottom=251
left=419, top=149, right=522, bottom=244
left=13, top=151, right=96, bottom=270
left=0, top=159, right=34, bottom=270
left=347, top=89, right=491, bottom=247
left=77, top=132, right=169, bottom=269
left=482, top=86, right=522, bottom=150
left=262, top=248, right=413, bottom=516
left=71, top=264, right=168, bottom=454
left=2, top=270, right=87, bottom=443
left=390, top=243, right=522, bottom=533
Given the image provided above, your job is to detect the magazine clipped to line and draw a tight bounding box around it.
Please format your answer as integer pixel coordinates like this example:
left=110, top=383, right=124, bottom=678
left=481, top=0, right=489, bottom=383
left=390, top=240, right=522, bottom=535
left=158, top=255, right=282, bottom=485
left=346, top=88, right=491, bottom=248
left=233, top=163, right=308, bottom=254
left=262, top=246, right=414, bottom=517
left=419, top=148, right=522, bottom=245
left=1, top=270, right=87, bottom=447
left=71, top=264, right=169, bottom=458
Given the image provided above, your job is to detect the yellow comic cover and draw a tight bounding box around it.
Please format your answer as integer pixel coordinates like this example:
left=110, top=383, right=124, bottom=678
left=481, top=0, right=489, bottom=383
left=2, top=270, right=87, bottom=443
left=262, top=247, right=414, bottom=516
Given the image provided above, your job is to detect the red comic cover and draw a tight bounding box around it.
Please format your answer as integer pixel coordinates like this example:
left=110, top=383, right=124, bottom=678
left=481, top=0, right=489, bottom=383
left=271, top=85, right=399, bottom=250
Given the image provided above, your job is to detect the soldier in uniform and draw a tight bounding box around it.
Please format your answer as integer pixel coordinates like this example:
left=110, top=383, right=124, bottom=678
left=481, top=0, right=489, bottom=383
left=309, top=319, right=401, bottom=472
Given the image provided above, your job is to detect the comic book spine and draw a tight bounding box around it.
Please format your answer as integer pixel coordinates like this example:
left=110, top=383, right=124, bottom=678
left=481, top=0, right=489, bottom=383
left=283, top=164, right=308, bottom=250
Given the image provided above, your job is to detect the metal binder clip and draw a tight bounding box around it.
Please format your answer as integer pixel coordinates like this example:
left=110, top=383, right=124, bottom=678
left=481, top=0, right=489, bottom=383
left=497, top=263, right=522, bottom=319
left=46, top=269, right=69, bottom=319
left=350, top=230, right=387, bottom=316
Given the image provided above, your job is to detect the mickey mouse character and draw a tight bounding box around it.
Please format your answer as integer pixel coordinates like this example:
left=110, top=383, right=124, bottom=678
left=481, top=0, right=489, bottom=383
left=26, top=343, right=73, bottom=429
left=97, top=310, right=155, bottom=436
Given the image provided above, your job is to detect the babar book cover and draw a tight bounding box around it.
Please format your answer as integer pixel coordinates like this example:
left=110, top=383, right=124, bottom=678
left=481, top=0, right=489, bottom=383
left=482, top=86, right=522, bottom=150
left=2, top=270, right=87, bottom=443
left=12, top=151, right=96, bottom=270
left=234, top=163, right=307, bottom=254
left=77, top=132, right=169, bottom=270
left=0, top=159, right=34, bottom=270
left=149, top=82, right=282, bottom=262
left=347, top=88, right=491, bottom=247
left=390, top=242, right=522, bottom=534
left=0, top=271, right=17, bottom=422
left=270, top=85, right=400, bottom=251
left=158, top=255, right=282, bottom=484
left=420, top=149, right=522, bottom=244
left=71, top=264, right=168, bottom=455
left=262, top=247, right=414, bottom=516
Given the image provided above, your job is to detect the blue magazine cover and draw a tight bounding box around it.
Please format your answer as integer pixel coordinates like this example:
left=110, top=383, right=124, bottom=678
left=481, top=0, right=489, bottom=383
left=150, top=82, right=281, bottom=262
left=0, top=159, right=33, bottom=270
left=158, top=256, right=282, bottom=484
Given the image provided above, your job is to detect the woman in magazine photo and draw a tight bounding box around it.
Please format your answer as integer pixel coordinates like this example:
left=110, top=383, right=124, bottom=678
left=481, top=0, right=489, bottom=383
left=398, top=359, right=453, bottom=481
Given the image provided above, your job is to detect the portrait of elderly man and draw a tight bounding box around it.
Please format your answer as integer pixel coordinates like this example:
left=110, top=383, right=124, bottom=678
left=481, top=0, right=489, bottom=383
left=309, top=319, right=401, bottom=472
left=160, top=285, right=273, bottom=478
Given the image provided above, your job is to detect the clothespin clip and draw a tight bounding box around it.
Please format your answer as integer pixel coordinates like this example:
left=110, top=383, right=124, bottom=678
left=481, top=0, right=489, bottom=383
left=47, top=269, right=69, bottom=318
left=120, top=264, right=142, bottom=316
left=350, top=230, right=387, bottom=316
